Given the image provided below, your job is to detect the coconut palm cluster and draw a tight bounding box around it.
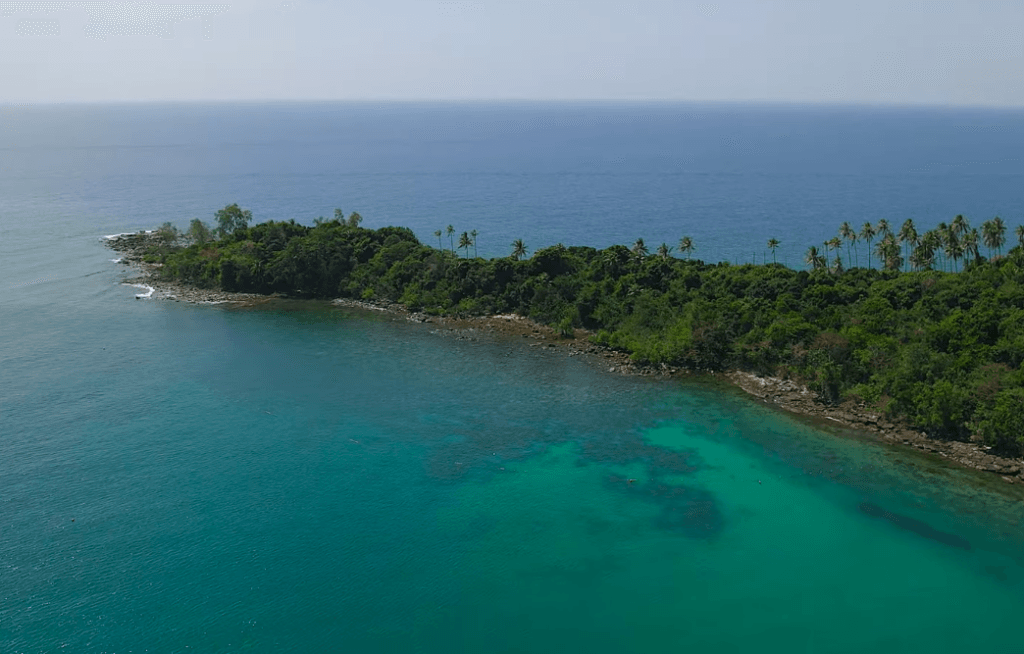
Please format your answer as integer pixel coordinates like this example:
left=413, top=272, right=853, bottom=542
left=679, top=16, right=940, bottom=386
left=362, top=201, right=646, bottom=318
left=800, top=216, right=1019, bottom=274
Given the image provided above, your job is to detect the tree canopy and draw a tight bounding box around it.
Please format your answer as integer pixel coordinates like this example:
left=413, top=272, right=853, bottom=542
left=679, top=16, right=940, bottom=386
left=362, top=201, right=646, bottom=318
left=143, top=206, right=1024, bottom=457
left=215, top=204, right=252, bottom=236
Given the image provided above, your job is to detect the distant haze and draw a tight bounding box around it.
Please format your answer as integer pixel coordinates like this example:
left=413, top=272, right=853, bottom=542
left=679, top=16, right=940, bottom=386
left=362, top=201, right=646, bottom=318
left=2, top=0, right=1024, bottom=106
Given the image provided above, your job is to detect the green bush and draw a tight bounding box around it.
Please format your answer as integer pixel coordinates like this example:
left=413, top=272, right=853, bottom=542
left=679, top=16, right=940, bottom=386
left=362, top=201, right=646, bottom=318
left=148, top=210, right=1024, bottom=455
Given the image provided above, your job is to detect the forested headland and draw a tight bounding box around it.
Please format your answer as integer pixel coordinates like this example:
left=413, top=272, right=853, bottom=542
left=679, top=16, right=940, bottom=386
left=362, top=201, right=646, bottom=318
left=135, top=205, right=1024, bottom=457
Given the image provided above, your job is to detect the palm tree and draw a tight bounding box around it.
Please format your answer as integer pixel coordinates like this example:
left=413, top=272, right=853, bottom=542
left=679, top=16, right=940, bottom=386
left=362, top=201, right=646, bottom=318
left=913, top=239, right=937, bottom=270
left=982, top=219, right=996, bottom=259
left=767, top=238, right=780, bottom=265
left=982, top=218, right=1007, bottom=259
left=910, top=244, right=933, bottom=271
left=962, top=227, right=978, bottom=264
left=992, top=216, right=1006, bottom=256
left=873, top=237, right=886, bottom=270
left=470, top=229, right=479, bottom=258
left=510, top=239, right=528, bottom=261
left=950, top=215, right=970, bottom=268
left=631, top=238, right=649, bottom=261
left=656, top=242, right=674, bottom=260
left=678, top=236, right=695, bottom=260
left=1017, top=224, right=1024, bottom=250
left=832, top=255, right=844, bottom=275
left=860, top=222, right=876, bottom=269
left=877, top=235, right=902, bottom=271
left=936, top=222, right=950, bottom=271
left=446, top=224, right=455, bottom=254
left=434, top=229, right=443, bottom=251
left=839, top=222, right=855, bottom=268
left=458, top=231, right=472, bottom=258
left=898, top=219, right=917, bottom=272
left=944, top=229, right=963, bottom=272
left=951, top=214, right=969, bottom=240
left=805, top=245, right=824, bottom=271
left=823, top=238, right=840, bottom=272
left=915, top=231, right=939, bottom=271
left=876, top=218, right=892, bottom=240
left=964, top=228, right=982, bottom=266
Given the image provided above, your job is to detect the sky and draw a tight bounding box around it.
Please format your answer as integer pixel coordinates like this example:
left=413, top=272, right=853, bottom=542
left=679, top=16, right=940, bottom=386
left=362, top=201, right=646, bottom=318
left=2, top=0, right=1024, bottom=106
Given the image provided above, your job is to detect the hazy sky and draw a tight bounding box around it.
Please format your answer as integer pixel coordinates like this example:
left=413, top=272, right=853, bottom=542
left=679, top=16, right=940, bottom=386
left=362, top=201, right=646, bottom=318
left=3, top=0, right=1024, bottom=105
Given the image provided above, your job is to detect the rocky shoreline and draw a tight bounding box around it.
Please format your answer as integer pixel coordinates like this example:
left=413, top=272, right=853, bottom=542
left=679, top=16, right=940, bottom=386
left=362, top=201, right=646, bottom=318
left=329, top=297, right=688, bottom=379
left=106, top=232, right=1024, bottom=485
left=107, top=232, right=272, bottom=305
left=724, top=371, right=1023, bottom=484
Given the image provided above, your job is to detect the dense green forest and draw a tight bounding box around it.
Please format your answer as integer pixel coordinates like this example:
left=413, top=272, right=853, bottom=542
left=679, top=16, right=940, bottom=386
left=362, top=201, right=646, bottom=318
left=142, top=205, right=1024, bottom=456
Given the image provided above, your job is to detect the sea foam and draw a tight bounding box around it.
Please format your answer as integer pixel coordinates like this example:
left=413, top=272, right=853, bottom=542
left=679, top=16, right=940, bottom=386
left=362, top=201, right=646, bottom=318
left=103, top=230, right=154, bottom=240
left=124, top=283, right=154, bottom=299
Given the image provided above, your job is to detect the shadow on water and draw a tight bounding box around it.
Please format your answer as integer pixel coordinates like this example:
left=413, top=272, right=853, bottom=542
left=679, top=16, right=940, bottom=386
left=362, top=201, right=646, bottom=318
left=859, top=501, right=973, bottom=551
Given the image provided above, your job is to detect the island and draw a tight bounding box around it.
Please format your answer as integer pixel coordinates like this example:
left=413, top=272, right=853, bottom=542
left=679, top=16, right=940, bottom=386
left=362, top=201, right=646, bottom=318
left=107, top=204, right=1024, bottom=481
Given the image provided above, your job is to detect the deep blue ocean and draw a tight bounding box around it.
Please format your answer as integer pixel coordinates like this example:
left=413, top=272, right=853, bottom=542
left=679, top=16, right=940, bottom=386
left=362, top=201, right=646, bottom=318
left=2, top=102, right=1024, bottom=652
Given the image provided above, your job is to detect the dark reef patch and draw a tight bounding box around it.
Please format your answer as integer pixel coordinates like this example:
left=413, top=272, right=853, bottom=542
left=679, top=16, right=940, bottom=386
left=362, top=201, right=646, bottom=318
left=579, top=432, right=701, bottom=476
left=422, top=426, right=554, bottom=482
left=984, top=564, right=1008, bottom=582
left=608, top=474, right=724, bottom=539
left=859, top=501, right=972, bottom=551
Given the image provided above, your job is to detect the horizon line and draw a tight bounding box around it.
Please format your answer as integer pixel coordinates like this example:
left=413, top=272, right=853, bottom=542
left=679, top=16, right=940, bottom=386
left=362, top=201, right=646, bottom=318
left=3, top=98, right=1024, bottom=112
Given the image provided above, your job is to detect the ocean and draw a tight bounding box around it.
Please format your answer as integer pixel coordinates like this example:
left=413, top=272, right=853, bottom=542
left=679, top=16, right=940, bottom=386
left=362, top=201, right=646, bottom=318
left=2, top=102, right=1023, bottom=652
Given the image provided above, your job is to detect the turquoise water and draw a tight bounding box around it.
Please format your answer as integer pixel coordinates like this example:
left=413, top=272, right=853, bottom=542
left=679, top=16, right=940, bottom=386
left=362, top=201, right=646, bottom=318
left=3, top=290, right=1023, bottom=651
left=2, top=102, right=1024, bottom=651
